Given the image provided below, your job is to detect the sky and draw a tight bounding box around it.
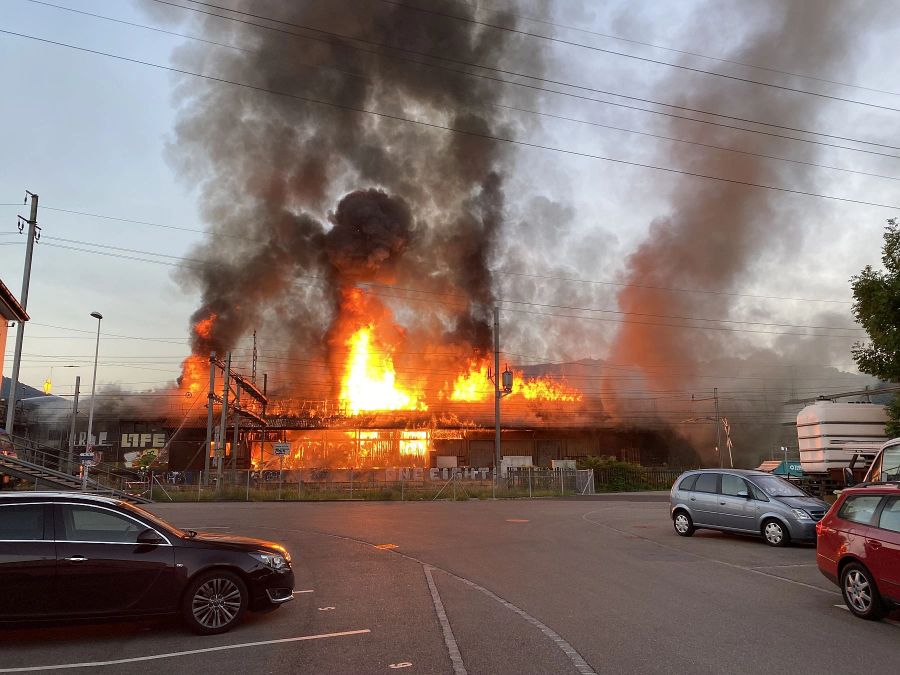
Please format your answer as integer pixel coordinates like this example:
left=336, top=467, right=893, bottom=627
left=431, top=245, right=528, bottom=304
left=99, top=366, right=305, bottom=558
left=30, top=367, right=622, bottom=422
left=1, top=0, right=899, bottom=414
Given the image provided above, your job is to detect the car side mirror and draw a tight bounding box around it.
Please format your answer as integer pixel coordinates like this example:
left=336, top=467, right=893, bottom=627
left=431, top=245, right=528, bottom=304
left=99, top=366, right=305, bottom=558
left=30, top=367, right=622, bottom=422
left=737, top=490, right=750, bottom=499
left=136, top=528, right=165, bottom=545
left=843, top=467, right=856, bottom=487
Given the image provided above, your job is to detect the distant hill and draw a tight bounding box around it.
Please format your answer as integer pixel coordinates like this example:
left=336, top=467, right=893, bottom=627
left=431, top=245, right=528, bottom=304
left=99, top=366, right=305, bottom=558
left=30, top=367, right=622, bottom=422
left=1, top=376, right=46, bottom=401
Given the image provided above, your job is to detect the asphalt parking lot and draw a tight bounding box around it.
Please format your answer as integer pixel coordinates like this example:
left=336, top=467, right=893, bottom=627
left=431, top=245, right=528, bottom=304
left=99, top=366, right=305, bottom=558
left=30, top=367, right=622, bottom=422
left=1, top=497, right=898, bottom=674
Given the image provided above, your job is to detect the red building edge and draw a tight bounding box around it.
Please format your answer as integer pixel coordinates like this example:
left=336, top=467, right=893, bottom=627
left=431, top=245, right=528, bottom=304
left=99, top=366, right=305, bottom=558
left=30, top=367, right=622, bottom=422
left=0, top=276, right=29, bottom=428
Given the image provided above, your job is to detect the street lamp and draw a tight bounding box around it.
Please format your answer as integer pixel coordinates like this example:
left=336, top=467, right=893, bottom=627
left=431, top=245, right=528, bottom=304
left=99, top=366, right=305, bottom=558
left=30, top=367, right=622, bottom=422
left=82, top=311, right=102, bottom=491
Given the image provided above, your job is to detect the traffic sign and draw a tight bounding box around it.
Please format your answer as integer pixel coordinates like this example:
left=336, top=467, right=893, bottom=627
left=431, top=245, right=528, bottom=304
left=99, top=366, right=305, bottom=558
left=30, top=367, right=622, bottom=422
left=273, top=443, right=290, bottom=456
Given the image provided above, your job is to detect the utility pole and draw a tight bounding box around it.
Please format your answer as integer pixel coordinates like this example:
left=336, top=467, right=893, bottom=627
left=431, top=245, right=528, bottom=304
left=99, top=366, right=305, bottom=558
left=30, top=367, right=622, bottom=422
left=714, top=387, right=721, bottom=468
left=216, top=351, right=232, bottom=487
left=231, top=382, right=241, bottom=476
left=494, top=306, right=501, bottom=484
left=252, top=330, right=258, bottom=383
left=66, top=376, right=80, bottom=474
left=203, top=352, right=216, bottom=485
left=82, top=312, right=103, bottom=492
left=5, top=191, right=39, bottom=435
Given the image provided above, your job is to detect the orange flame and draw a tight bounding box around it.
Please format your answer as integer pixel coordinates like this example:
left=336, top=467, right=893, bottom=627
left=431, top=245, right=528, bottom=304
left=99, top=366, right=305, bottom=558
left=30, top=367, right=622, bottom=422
left=195, top=313, right=217, bottom=340
left=340, top=325, right=426, bottom=414
left=179, top=354, right=207, bottom=396
left=449, top=361, right=491, bottom=402
left=448, top=360, right=582, bottom=402
left=512, top=375, right=582, bottom=402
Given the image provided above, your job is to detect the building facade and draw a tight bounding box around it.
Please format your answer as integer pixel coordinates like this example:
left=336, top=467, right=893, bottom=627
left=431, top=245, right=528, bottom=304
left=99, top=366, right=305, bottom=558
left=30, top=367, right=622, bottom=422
left=0, top=277, right=29, bottom=408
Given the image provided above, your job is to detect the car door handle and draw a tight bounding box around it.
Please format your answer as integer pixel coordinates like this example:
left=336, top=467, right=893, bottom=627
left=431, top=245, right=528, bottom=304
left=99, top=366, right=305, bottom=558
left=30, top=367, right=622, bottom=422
left=719, top=501, right=727, bottom=505
left=869, top=541, right=882, bottom=550
left=64, top=555, right=88, bottom=562
left=690, top=497, right=696, bottom=501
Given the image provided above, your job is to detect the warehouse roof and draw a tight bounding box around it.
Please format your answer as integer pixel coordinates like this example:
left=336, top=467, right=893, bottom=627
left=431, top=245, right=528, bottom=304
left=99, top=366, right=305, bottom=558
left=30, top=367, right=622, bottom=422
left=0, top=278, right=28, bottom=322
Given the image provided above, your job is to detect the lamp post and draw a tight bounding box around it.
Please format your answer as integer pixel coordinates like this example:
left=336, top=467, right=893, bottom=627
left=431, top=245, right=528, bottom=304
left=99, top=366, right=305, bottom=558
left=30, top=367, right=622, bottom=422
left=82, top=311, right=102, bottom=491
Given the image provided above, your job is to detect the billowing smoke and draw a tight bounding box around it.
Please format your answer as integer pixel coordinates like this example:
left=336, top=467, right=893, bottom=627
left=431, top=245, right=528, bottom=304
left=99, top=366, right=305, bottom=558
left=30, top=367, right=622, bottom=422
left=601, top=1, right=888, bottom=462
left=162, top=0, right=544, bottom=396
left=324, top=189, right=413, bottom=283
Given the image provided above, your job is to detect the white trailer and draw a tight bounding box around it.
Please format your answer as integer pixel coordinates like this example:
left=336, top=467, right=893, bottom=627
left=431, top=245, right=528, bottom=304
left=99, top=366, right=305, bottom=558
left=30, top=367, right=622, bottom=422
left=796, top=401, right=887, bottom=473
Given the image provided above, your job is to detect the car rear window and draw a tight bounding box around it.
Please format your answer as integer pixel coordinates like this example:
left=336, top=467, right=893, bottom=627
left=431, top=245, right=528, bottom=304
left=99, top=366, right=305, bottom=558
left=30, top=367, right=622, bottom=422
left=878, top=497, right=900, bottom=533
left=678, top=475, right=698, bottom=491
left=694, top=474, right=718, bottom=493
left=837, top=495, right=883, bottom=525
left=0, top=504, right=45, bottom=540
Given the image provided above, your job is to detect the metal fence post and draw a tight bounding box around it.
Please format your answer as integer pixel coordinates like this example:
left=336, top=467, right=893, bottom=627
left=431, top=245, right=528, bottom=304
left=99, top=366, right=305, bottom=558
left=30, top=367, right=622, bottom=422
left=350, top=468, right=353, bottom=500
left=528, top=467, right=532, bottom=498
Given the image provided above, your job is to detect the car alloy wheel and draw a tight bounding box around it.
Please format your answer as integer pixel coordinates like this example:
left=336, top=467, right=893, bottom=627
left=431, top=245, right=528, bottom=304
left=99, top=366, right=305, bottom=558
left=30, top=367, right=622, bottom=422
left=184, top=571, right=247, bottom=634
left=762, top=519, right=788, bottom=547
left=673, top=512, right=694, bottom=536
left=841, top=563, right=886, bottom=620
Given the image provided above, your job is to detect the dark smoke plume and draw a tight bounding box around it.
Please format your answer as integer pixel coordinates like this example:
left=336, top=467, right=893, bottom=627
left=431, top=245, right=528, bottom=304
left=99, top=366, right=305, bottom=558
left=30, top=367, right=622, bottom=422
left=604, top=1, right=888, bottom=463
left=162, top=0, right=544, bottom=393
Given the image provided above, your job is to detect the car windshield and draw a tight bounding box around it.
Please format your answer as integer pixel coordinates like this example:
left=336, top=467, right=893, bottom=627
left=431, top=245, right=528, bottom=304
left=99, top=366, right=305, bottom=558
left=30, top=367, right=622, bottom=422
left=879, top=448, right=900, bottom=481
left=119, top=502, right=183, bottom=537
left=751, top=475, right=808, bottom=497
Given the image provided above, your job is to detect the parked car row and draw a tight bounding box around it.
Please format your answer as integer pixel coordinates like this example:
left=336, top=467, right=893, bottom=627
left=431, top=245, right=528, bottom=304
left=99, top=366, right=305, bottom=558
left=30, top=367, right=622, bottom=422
left=0, top=492, right=295, bottom=634
left=670, top=468, right=900, bottom=621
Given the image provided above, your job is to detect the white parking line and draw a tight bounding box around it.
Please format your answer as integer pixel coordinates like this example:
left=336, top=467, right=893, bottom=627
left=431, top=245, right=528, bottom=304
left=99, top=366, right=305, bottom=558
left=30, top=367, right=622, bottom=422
left=258, top=525, right=600, bottom=675
left=423, top=566, right=467, bottom=675
left=293, top=590, right=314, bottom=594
left=834, top=604, right=900, bottom=627
left=0, top=629, right=371, bottom=672
left=581, top=511, right=839, bottom=596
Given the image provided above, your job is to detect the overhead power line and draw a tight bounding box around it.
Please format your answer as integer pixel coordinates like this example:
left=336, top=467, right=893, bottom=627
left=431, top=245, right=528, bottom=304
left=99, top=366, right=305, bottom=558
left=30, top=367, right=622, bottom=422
left=27, top=0, right=900, bottom=182
left=25, top=0, right=898, bottom=182
left=3, top=29, right=899, bottom=212
left=153, top=0, right=900, bottom=154
left=37, top=233, right=862, bottom=331
left=496, top=270, right=852, bottom=305
left=401, top=0, right=900, bottom=99
left=367, top=0, right=900, bottom=113
left=24, top=202, right=856, bottom=304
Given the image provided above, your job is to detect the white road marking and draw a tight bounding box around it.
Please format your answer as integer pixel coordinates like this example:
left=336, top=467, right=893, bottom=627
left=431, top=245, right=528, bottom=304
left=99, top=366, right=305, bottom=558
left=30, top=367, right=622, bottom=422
left=257, top=525, right=600, bottom=675
left=293, top=590, right=314, bottom=594
left=318, top=606, right=336, bottom=611
left=751, top=563, right=817, bottom=569
left=0, top=630, right=371, bottom=672
left=451, top=573, right=598, bottom=675
left=834, top=604, right=900, bottom=627
left=581, top=511, right=839, bottom=596
left=423, top=565, right=467, bottom=675
left=388, top=663, right=413, bottom=669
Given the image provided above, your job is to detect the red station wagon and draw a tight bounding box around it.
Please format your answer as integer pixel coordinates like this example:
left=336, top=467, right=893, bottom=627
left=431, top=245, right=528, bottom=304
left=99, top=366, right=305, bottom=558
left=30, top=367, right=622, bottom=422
left=816, top=483, right=900, bottom=620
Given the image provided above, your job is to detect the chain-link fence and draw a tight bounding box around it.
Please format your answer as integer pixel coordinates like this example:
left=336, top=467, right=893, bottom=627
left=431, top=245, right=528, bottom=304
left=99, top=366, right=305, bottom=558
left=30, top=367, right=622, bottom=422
left=140, top=467, right=598, bottom=502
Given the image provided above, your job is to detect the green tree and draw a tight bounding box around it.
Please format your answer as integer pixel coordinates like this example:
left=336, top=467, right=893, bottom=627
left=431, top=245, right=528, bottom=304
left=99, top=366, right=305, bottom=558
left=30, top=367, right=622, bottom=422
left=851, top=218, right=900, bottom=436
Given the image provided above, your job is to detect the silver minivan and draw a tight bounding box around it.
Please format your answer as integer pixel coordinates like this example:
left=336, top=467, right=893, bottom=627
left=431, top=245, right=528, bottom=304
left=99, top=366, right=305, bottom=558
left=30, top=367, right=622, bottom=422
left=669, top=469, right=829, bottom=546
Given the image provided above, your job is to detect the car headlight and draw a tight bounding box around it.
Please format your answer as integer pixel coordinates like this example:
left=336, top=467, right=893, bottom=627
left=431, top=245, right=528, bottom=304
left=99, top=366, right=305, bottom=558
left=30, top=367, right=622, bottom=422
left=791, top=508, right=812, bottom=520
left=251, top=551, right=290, bottom=570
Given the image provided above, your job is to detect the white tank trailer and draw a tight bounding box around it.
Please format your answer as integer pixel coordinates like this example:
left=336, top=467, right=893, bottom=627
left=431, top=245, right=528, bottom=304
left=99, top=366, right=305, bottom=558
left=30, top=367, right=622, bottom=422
left=795, top=401, right=887, bottom=495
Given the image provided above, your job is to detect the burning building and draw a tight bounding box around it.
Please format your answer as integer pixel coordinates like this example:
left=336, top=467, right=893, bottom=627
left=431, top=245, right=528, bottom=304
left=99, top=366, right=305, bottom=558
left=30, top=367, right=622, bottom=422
left=97, top=0, right=881, bottom=473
